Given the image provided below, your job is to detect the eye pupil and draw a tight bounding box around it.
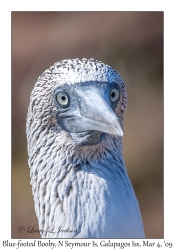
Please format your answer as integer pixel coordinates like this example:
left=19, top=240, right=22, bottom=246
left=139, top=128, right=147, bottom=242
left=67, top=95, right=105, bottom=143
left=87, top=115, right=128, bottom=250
left=61, top=96, right=66, bottom=101
left=111, top=92, right=115, bottom=98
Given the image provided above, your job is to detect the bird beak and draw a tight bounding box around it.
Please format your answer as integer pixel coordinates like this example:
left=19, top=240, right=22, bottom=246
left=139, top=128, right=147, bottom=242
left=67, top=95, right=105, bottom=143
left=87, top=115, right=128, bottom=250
left=76, top=87, right=124, bottom=137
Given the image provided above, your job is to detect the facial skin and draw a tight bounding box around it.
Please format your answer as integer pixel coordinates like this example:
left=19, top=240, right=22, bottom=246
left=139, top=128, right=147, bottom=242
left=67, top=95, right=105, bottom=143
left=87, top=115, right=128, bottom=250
left=53, top=81, right=123, bottom=145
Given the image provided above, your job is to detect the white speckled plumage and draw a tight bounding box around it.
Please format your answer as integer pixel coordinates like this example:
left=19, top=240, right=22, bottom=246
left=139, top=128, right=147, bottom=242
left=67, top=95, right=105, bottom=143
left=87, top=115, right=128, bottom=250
left=26, top=58, right=145, bottom=238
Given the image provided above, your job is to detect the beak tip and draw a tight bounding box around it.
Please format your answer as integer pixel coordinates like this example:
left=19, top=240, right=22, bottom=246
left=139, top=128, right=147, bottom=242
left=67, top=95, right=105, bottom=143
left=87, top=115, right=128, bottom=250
left=116, top=124, right=124, bottom=137
left=119, top=130, right=124, bottom=137
left=111, top=127, right=124, bottom=137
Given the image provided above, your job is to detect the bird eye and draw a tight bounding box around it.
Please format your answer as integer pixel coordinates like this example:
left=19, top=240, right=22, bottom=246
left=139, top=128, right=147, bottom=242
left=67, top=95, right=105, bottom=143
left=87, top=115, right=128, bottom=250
left=56, top=91, right=69, bottom=107
left=111, top=88, right=120, bottom=103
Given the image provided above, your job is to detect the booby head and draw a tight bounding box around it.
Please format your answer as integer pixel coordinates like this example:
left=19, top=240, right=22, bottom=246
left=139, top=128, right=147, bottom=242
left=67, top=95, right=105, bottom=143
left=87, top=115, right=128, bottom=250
left=27, top=58, right=127, bottom=148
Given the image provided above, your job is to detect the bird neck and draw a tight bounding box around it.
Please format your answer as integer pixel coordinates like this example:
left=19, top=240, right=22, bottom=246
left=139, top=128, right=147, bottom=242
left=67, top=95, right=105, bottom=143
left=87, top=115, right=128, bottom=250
left=57, top=130, right=123, bottom=165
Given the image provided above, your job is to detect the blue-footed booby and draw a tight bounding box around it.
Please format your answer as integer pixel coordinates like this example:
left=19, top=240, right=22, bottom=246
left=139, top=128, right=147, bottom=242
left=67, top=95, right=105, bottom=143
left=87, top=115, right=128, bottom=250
left=26, top=58, right=145, bottom=238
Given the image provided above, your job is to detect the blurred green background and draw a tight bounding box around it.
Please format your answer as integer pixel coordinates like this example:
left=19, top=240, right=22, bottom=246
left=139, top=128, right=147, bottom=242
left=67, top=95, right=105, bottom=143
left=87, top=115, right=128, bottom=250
left=12, top=12, right=163, bottom=239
